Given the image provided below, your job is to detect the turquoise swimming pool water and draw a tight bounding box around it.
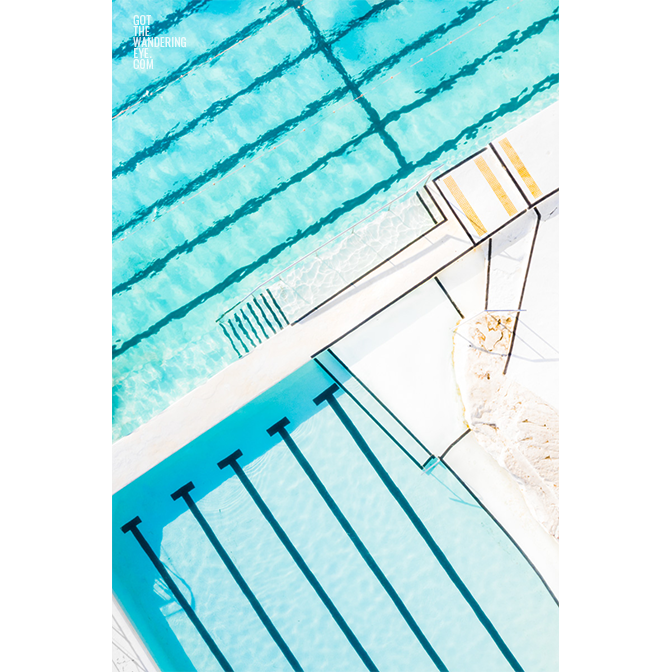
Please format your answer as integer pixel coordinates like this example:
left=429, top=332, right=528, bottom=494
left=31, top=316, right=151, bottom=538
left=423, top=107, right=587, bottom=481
left=113, top=361, right=558, bottom=671
left=112, top=0, right=559, bottom=441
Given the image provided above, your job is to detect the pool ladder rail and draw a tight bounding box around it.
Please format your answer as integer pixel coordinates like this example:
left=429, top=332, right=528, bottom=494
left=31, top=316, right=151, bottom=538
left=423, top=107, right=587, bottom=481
left=216, top=288, right=290, bottom=358
left=215, top=184, right=446, bottom=362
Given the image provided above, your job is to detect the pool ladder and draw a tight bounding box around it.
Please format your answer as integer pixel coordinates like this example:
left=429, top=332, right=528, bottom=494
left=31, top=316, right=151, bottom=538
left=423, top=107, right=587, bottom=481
left=216, top=288, right=290, bottom=358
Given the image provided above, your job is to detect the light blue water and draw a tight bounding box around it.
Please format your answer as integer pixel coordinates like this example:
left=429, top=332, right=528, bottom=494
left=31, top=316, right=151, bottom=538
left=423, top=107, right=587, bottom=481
left=112, top=0, right=559, bottom=441
left=113, top=361, right=558, bottom=671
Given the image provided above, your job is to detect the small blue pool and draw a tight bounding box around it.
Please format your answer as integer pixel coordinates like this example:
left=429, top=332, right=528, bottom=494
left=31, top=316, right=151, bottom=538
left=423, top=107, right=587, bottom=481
left=113, top=360, right=558, bottom=671
left=112, top=0, right=559, bottom=441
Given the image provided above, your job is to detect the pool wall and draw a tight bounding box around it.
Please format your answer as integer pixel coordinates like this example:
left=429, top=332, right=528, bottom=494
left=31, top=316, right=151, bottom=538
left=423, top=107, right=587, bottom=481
left=112, top=103, right=560, bottom=669
left=114, top=359, right=558, bottom=671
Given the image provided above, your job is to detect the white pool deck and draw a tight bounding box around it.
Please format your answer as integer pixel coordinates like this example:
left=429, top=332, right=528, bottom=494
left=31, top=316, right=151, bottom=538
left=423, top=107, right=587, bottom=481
left=113, top=103, right=560, bottom=666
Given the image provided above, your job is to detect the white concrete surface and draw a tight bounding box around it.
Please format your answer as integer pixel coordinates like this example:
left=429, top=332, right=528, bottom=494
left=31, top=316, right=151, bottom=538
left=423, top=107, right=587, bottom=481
left=436, top=148, right=528, bottom=238
left=332, top=280, right=466, bottom=456
left=113, top=596, right=160, bottom=672
left=507, top=211, right=560, bottom=410
left=442, top=431, right=559, bottom=597
left=112, top=105, right=559, bottom=494
left=493, top=102, right=559, bottom=200
left=315, top=349, right=431, bottom=466
left=113, top=211, right=472, bottom=493
left=435, top=245, right=487, bottom=319
left=113, top=106, right=560, bottom=663
left=487, top=209, right=538, bottom=311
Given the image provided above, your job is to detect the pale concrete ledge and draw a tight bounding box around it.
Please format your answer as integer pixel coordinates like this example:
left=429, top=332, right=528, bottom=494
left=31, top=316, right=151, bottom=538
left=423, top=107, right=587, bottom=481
left=113, top=102, right=558, bottom=501
left=113, top=103, right=560, bottom=667
left=113, top=213, right=472, bottom=493
left=113, top=596, right=160, bottom=672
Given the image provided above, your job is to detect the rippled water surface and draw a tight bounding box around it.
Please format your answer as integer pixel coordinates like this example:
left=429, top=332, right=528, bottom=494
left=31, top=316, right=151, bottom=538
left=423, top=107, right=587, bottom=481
left=112, top=0, right=559, bottom=440
left=113, top=362, right=558, bottom=671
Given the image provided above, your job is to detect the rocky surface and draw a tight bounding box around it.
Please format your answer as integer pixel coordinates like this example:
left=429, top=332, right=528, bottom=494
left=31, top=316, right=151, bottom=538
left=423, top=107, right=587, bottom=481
left=453, top=312, right=559, bottom=539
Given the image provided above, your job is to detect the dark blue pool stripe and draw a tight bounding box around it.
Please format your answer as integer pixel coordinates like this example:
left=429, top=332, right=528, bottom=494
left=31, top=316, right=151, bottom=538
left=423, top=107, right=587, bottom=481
left=113, top=11, right=558, bottom=280
left=112, top=0, right=402, bottom=120
left=355, top=0, right=499, bottom=93
left=112, top=0, right=518, bottom=190
left=268, top=418, right=449, bottom=671
left=171, top=482, right=304, bottom=671
left=112, top=1, right=293, bottom=118
left=111, top=1, right=524, bottom=236
left=261, top=292, right=284, bottom=331
left=112, top=72, right=558, bottom=358
left=313, top=385, right=525, bottom=672
left=219, top=322, right=243, bottom=357
left=293, top=2, right=408, bottom=170
left=112, top=0, right=214, bottom=61
left=313, top=357, right=424, bottom=469
left=267, top=289, right=290, bottom=325
left=246, top=301, right=270, bottom=340
left=113, top=49, right=319, bottom=179
left=113, top=0, right=404, bottom=178
left=228, top=319, right=250, bottom=354
left=121, top=516, right=233, bottom=671
left=112, top=81, right=349, bottom=240
left=377, top=7, right=559, bottom=130
left=254, top=296, right=278, bottom=333
left=218, top=450, right=380, bottom=672
left=112, top=124, right=375, bottom=283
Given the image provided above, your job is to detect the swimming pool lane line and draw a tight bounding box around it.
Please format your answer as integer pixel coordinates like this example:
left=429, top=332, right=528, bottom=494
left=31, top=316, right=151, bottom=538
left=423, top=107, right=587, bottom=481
left=323, top=350, right=433, bottom=460
left=113, top=50, right=559, bottom=300
left=313, top=357, right=425, bottom=469
left=112, top=0, right=406, bottom=179
left=120, top=516, right=233, bottom=671
left=217, top=449, right=380, bottom=672
left=313, top=384, right=526, bottom=672
left=319, top=353, right=558, bottom=606
left=112, top=0, right=213, bottom=61
left=112, top=77, right=559, bottom=361
left=293, top=1, right=408, bottom=171
left=112, top=0, right=303, bottom=118
left=113, top=4, right=557, bottom=246
left=170, top=482, right=304, bottom=671
left=268, top=417, right=449, bottom=672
